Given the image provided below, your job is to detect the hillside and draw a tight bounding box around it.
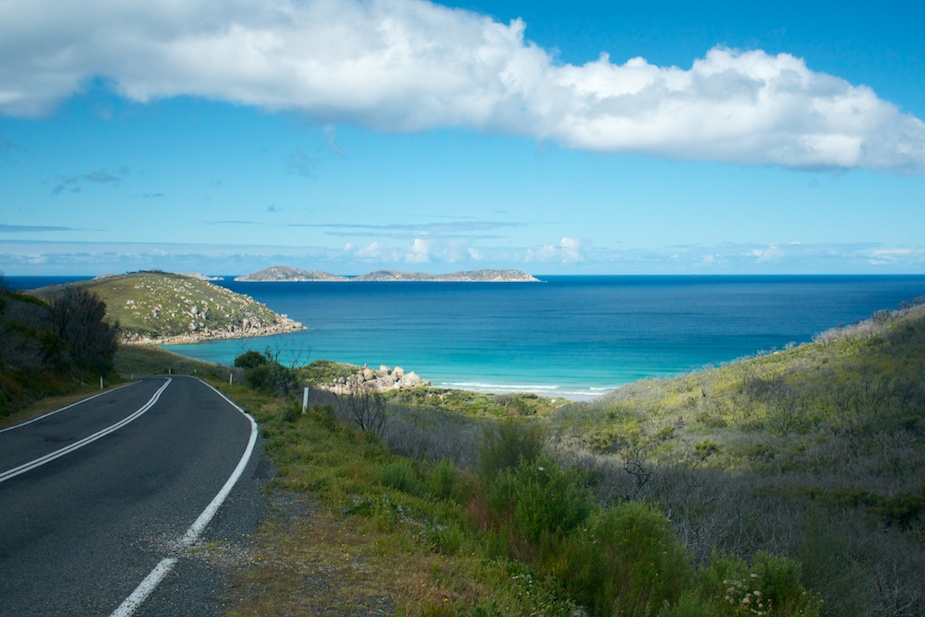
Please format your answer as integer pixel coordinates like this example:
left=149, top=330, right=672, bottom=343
left=555, top=300, right=925, bottom=478
left=548, top=299, right=925, bottom=615
left=31, top=271, right=304, bottom=345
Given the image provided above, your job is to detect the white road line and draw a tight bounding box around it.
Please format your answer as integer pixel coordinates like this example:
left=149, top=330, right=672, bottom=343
left=109, top=379, right=259, bottom=617
left=108, top=558, right=178, bottom=617
left=0, top=382, right=137, bottom=434
left=0, top=379, right=172, bottom=484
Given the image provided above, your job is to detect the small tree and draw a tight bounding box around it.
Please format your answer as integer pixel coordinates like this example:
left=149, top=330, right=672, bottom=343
left=337, top=384, right=386, bottom=436
left=234, top=349, right=268, bottom=370
left=50, top=287, right=119, bottom=383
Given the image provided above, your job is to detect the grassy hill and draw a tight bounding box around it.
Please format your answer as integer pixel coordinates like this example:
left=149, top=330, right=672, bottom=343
left=554, top=301, right=925, bottom=483
left=545, top=300, right=925, bottom=615
left=31, top=271, right=303, bottom=344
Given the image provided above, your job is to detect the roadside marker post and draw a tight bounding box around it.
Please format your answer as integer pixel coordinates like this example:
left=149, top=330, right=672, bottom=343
left=302, top=386, right=310, bottom=414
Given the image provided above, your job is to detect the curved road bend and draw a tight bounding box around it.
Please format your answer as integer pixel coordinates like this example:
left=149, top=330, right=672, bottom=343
left=0, top=376, right=267, bottom=617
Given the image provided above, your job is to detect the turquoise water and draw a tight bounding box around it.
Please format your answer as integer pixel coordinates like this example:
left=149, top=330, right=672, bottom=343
left=155, top=275, right=925, bottom=399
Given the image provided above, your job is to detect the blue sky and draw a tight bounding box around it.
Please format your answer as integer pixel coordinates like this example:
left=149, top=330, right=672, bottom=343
left=1, top=0, right=923, bottom=276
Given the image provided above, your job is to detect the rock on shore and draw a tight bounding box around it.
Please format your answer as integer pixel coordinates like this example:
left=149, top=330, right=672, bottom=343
left=317, top=364, right=430, bottom=394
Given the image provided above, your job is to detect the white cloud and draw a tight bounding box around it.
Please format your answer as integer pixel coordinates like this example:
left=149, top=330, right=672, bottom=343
left=2, top=0, right=923, bottom=172
left=355, top=241, right=385, bottom=260
left=405, top=238, right=431, bottom=264
left=525, top=237, right=585, bottom=264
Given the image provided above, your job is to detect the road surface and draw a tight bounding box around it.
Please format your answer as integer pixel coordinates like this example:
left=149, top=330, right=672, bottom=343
left=0, top=376, right=267, bottom=617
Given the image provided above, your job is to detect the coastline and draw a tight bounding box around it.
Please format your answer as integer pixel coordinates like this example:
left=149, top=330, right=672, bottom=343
left=159, top=335, right=617, bottom=401
left=123, top=318, right=305, bottom=346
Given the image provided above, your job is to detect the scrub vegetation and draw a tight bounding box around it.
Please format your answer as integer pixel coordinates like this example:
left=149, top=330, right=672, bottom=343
left=43, top=291, right=925, bottom=616
left=0, top=276, right=120, bottom=420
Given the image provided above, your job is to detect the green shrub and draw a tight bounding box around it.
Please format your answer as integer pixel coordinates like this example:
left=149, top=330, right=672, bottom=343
left=377, top=460, right=424, bottom=496
left=477, top=421, right=545, bottom=481
left=700, top=551, right=821, bottom=617
left=657, top=591, right=714, bottom=617
left=244, top=360, right=297, bottom=397
left=234, top=349, right=268, bottom=369
left=552, top=502, right=692, bottom=617
left=430, top=521, right=469, bottom=555
left=486, top=456, right=593, bottom=549
left=428, top=459, right=459, bottom=500
left=310, top=403, right=338, bottom=429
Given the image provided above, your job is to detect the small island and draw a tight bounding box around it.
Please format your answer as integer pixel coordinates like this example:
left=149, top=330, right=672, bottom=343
left=236, top=266, right=541, bottom=283
left=235, top=266, right=349, bottom=282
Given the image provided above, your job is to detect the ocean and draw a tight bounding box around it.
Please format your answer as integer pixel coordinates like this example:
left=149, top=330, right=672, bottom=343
left=10, top=275, right=925, bottom=399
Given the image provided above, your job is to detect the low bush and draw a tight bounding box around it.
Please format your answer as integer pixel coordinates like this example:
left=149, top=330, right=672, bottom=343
left=477, top=421, right=545, bottom=481
left=700, top=551, right=821, bottom=617
left=552, top=501, right=693, bottom=617
left=377, top=460, right=424, bottom=496
left=428, top=459, right=460, bottom=500
left=484, top=456, right=593, bottom=553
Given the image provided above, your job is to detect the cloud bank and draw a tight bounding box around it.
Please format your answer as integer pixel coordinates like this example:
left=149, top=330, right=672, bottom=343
left=2, top=0, right=923, bottom=172
left=4, top=238, right=924, bottom=276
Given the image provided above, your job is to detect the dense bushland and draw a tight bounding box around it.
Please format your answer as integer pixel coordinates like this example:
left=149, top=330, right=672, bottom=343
left=0, top=277, right=119, bottom=417
left=547, top=300, right=925, bottom=616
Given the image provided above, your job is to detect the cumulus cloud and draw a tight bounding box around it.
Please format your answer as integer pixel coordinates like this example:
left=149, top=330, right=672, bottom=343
left=406, top=238, right=431, bottom=264
left=1, top=0, right=923, bottom=172
left=525, top=237, right=586, bottom=264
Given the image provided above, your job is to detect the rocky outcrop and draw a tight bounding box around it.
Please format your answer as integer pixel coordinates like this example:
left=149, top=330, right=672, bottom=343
left=317, top=364, right=429, bottom=394
left=118, top=313, right=304, bottom=345
left=181, top=272, right=225, bottom=281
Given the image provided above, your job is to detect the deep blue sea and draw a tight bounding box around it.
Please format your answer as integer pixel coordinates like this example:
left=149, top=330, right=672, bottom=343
left=10, top=275, right=925, bottom=399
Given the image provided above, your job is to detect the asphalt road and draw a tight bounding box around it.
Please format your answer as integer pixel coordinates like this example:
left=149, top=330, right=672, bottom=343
left=0, top=376, right=269, bottom=617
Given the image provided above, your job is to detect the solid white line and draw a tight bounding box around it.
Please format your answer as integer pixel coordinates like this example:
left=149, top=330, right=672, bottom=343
left=109, top=558, right=178, bottom=617
left=0, top=382, right=138, bottom=434
left=178, top=384, right=259, bottom=548
left=0, top=379, right=171, bottom=484
left=109, top=379, right=259, bottom=617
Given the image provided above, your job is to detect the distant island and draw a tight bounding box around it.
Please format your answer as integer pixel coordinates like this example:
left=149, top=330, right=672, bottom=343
left=235, top=266, right=541, bottom=283
left=234, top=266, right=349, bottom=282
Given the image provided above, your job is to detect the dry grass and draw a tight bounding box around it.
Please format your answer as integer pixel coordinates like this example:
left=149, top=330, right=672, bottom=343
left=222, top=490, right=487, bottom=617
